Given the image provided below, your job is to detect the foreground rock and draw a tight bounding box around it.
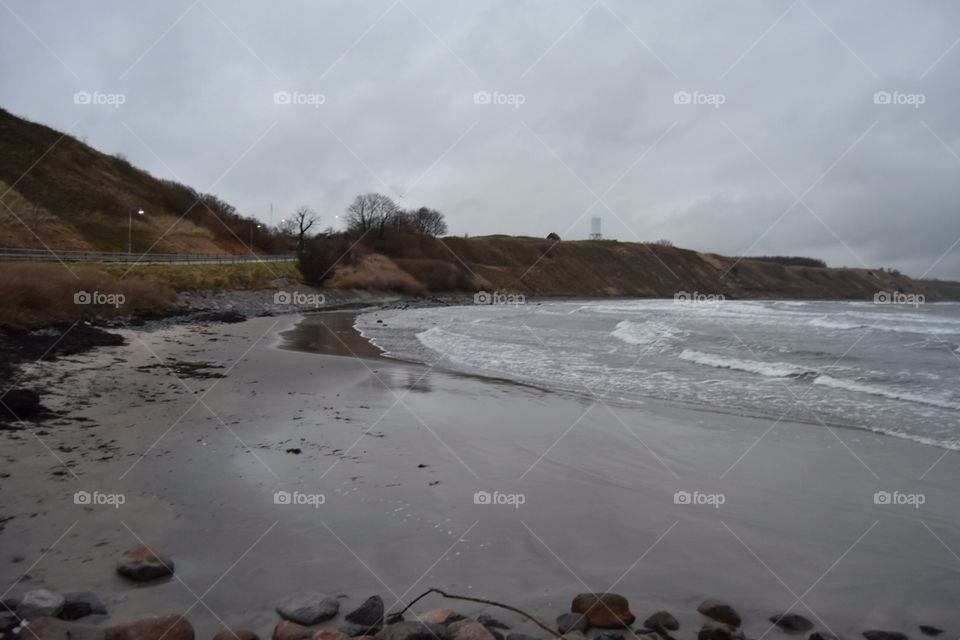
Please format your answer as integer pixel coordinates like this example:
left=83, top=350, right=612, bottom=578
left=276, top=594, right=339, bottom=625
left=17, top=589, right=65, bottom=620
left=570, top=593, right=635, bottom=629
left=477, top=616, right=508, bottom=631
left=273, top=621, right=314, bottom=640
left=419, top=610, right=464, bottom=626
left=449, top=620, right=496, bottom=640
left=213, top=631, right=259, bottom=640
left=374, top=621, right=451, bottom=640
left=770, top=614, right=813, bottom=633
left=593, top=633, right=627, bottom=640
left=105, top=615, right=194, bottom=640
left=919, top=628, right=943, bottom=637
left=644, top=612, right=679, bottom=632
left=1, top=389, right=41, bottom=420
left=116, top=544, right=174, bottom=582
left=313, top=631, right=350, bottom=640
left=345, top=597, right=385, bottom=627
left=556, top=614, right=589, bottom=634
left=340, top=625, right=383, bottom=637
left=61, top=592, right=107, bottom=621
left=697, top=602, right=741, bottom=628
left=863, top=632, right=909, bottom=640
left=26, top=618, right=104, bottom=640
left=809, top=633, right=838, bottom=640
left=698, top=624, right=743, bottom=640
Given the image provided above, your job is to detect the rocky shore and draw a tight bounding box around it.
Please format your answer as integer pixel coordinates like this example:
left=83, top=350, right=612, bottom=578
left=3, top=554, right=944, bottom=640
left=0, top=285, right=463, bottom=426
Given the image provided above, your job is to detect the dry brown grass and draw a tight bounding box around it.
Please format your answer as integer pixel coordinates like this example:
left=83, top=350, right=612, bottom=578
left=330, top=254, right=427, bottom=296
left=0, top=263, right=177, bottom=327
left=393, top=258, right=483, bottom=291
left=99, top=261, right=301, bottom=291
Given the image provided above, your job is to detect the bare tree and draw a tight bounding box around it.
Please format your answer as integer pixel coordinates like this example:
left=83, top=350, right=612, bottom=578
left=409, top=206, right=448, bottom=236
left=289, top=205, right=318, bottom=254
left=345, top=193, right=398, bottom=237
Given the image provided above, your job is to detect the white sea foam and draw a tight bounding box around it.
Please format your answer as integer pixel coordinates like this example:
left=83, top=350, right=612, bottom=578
left=611, top=320, right=685, bottom=349
left=678, top=349, right=816, bottom=378
left=813, top=375, right=960, bottom=410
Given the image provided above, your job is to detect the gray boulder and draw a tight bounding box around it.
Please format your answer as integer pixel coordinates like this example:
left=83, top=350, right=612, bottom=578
left=557, top=614, right=589, bottom=634
left=697, top=602, right=741, bottom=628
left=346, top=597, right=385, bottom=627
left=276, top=593, right=339, bottom=625
left=17, top=589, right=64, bottom=620
left=770, top=615, right=813, bottom=633
left=644, top=612, right=679, bottom=632
left=61, top=592, right=107, bottom=621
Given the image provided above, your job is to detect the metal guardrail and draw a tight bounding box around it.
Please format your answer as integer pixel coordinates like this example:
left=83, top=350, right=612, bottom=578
left=0, top=247, right=297, bottom=265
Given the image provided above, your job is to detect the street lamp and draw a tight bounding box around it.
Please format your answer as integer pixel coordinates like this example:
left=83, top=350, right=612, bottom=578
left=128, top=208, right=144, bottom=255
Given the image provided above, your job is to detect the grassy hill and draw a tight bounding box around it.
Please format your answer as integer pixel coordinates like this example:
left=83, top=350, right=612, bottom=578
left=372, top=234, right=950, bottom=300
left=0, top=107, right=277, bottom=254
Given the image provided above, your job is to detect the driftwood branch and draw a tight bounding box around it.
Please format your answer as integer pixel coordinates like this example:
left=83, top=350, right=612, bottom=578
left=396, top=588, right=561, bottom=638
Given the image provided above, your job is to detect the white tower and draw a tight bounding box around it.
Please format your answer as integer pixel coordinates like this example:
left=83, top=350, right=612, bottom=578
left=589, top=216, right=602, bottom=240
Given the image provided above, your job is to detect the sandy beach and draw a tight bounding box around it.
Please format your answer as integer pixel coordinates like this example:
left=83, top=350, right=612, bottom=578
left=1, top=310, right=957, bottom=639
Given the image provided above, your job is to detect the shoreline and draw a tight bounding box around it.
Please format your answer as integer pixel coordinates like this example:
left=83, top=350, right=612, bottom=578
left=1, top=309, right=957, bottom=640
left=351, top=305, right=960, bottom=454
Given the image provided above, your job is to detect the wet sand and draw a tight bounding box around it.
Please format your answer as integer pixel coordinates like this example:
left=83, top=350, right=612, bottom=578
left=1, top=312, right=957, bottom=639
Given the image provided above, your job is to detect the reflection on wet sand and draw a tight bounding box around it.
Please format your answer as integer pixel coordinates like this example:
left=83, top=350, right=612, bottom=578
left=278, top=311, right=383, bottom=359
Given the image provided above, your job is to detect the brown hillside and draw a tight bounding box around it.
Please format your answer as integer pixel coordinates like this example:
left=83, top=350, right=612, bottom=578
left=0, top=107, right=272, bottom=255
left=435, top=236, right=945, bottom=300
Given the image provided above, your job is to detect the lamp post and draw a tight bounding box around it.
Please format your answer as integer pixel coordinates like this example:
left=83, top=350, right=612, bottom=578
left=250, top=222, right=262, bottom=251
left=128, top=208, right=144, bottom=255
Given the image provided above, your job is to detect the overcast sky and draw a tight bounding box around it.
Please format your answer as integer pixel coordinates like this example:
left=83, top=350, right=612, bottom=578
left=2, top=0, right=959, bottom=277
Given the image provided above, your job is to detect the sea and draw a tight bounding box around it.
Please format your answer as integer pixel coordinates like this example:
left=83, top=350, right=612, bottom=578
left=355, top=299, right=960, bottom=450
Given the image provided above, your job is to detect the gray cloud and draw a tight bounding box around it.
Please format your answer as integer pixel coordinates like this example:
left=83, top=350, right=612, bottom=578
left=2, top=0, right=959, bottom=277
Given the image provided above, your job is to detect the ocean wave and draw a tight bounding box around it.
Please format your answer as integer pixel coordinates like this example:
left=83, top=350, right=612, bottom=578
left=809, top=314, right=960, bottom=335
left=812, top=375, right=960, bottom=410
left=808, top=317, right=869, bottom=331
left=611, top=320, right=686, bottom=349
left=678, top=349, right=817, bottom=378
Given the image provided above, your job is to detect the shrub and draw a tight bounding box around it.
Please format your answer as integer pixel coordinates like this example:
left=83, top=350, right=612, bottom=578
left=299, top=235, right=354, bottom=286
